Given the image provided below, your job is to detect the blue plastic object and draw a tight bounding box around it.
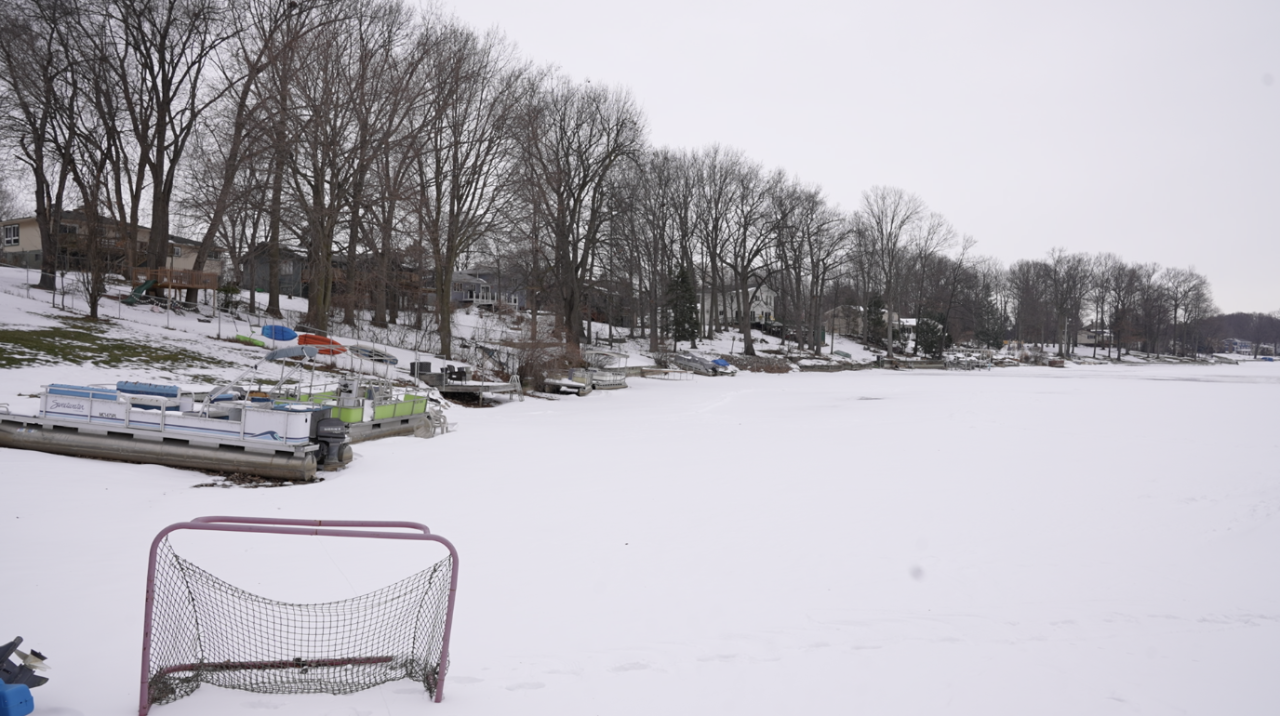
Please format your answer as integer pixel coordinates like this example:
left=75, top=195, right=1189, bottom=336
left=116, top=381, right=181, bottom=398
left=0, top=683, right=33, bottom=716
left=261, top=325, right=299, bottom=341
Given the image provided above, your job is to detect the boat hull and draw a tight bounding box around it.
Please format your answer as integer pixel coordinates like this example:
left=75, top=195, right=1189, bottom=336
left=346, top=411, right=441, bottom=443
left=0, top=416, right=318, bottom=481
left=298, top=334, right=347, bottom=354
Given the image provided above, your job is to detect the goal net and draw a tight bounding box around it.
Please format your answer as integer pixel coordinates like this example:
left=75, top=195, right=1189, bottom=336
left=139, top=517, right=458, bottom=715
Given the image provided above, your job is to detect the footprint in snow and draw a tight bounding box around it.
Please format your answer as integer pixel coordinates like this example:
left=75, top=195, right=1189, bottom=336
left=506, top=682, right=545, bottom=691
left=610, top=662, right=650, bottom=672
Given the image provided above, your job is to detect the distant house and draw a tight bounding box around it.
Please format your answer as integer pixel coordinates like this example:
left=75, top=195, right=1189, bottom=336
left=583, top=276, right=633, bottom=327
left=237, top=243, right=306, bottom=296
left=1077, top=325, right=1111, bottom=347
left=465, top=265, right=525, bottom=309
left=446, top=266, right=524, bottom=309
left=1221, top=338, right=1253, bottom=354
left=0, top=210, right=224, bottom=277
left=821, top=305, right=865, bottom=336
left=700, top=284, right=776, bottom=323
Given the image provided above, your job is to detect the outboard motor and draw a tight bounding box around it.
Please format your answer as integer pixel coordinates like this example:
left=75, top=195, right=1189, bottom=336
left=1, top=636, right=48, bottom=689
left=312, top=417, right=353, bottom=470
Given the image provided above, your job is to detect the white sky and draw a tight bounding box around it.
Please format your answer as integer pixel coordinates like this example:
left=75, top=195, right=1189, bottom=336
left=444, top=0, right=1280, bottom=314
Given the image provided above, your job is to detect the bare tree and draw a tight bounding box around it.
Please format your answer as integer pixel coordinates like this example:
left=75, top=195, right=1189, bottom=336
left=859, top=186, right=925, bottom=356
left=0, top=0, right=76, bottom=289
left=1085, top=253, right=1118, bottom=358
left=1045, top=248, right=1092, bottom=357
left=905, top=211, right=956, bottom=351
left=61, top=9, right=125, bottom=318
left=1132, top=262, right=1166, bottom=355
left=1106, top=260, right=1140, bottom=358
left=1161, top=266, right=1210, bottom=357
left=1006, top=259, right=1052, bottom=346
left=771, top=180, right=844, bottom=353
left=281, top=0, right=375, bottom=331
left=692, top=145, right=738, bottom=340
left=179, top=0, right=338, bottom=305
left=628, top=148, right=682, bottom=352
left=720, top=161, right=776, bottom=357
left=108, top=0, right=238, bottom=277
left=413, top=23, right=530, bottom=357
left=516, top=76, right=645, bottom=348
left=0, top=175, right=23, bottom=219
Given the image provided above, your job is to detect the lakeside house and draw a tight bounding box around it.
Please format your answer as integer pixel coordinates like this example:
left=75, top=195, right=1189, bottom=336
left=237, top=243, right=307, bottom=296
left=449, top=266, right=525, bottom=310
left=700, top=284, right=776, bottom=324
left=0, top=211, right=224, bottom=277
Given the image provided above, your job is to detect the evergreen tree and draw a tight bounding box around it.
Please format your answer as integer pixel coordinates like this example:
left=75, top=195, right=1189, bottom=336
left=916, top=312, right=951, bottom=358
left=974, top=288, right=1006, bottom=349
left=667, top=266, right=699, bottom=348
left=866, top=295, right=887, bottom=346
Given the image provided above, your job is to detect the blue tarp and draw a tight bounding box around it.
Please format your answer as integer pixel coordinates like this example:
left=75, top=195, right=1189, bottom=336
left=116, top=381, right=180, bottom=398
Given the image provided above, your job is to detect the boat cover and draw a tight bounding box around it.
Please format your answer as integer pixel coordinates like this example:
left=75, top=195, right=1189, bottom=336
left=49, top=384, right=120, bottom=400
left=265, top=346, right=319, bottom=362
left=117, top=381, right=181, bottom=398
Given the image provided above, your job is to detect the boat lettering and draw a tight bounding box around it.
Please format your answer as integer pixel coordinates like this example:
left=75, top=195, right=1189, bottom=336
left=50, top=399, right=87, bottom=412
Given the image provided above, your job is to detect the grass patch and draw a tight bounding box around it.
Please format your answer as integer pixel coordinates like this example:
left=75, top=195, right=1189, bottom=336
left=0, top=320, right=235, bottom=370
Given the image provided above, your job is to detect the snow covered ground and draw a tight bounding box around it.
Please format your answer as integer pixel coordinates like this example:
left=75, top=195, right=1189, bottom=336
left=2, top=267, right=1279, bottom=715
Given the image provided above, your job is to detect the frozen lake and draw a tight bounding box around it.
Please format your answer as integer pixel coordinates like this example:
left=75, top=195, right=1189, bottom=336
left=4, top=362, right=1278, bottom=715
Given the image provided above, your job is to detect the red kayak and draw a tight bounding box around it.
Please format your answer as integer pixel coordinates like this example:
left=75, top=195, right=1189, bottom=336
left=297, top=333, right=347, bottom=355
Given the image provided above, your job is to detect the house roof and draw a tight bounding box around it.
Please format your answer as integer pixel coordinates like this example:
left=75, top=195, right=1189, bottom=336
left=452, top=271, right=488, bottom=285
left=3, top=209, right=194, bottom=244
left=239, top=242, right=306, bottom=262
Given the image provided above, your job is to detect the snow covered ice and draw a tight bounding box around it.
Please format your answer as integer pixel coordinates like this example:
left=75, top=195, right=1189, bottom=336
left=1, top=270, right=1278, bottom=714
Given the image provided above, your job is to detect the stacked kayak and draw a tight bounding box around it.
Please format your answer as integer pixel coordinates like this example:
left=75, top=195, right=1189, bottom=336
left=298, top=333, right=347, bottom=355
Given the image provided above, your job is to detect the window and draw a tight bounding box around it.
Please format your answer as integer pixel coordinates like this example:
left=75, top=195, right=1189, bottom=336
left=58, top=224, right=77, bottom=234
left=2, top=224, right=17, bottom=247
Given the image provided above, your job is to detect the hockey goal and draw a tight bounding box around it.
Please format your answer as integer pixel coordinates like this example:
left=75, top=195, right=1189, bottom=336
left=139, top=516, right=459, bottom=715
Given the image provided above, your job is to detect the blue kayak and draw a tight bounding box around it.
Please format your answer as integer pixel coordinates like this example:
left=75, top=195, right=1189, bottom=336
left=261, top=325, right=298, bottom=341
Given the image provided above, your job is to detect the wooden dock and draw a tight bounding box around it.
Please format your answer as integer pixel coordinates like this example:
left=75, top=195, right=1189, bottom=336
left=435, top=375, right=524, bottom=404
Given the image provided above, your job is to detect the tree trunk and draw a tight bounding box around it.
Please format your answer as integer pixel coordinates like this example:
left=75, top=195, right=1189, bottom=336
left=434, top=265, right=454, bottom=359
left=265, top=146, right=285, bottom=318
left=737, top=274, right=756, bottom=356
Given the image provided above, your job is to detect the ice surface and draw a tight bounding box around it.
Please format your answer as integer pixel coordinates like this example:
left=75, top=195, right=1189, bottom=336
left=1, top=266, right=1278, bottom=715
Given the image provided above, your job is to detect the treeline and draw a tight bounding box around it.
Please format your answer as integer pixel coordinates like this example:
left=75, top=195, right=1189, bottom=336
left=0, top=0, right=1234, bottom=357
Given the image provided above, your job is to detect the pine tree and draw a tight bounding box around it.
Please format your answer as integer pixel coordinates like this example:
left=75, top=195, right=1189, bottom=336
left=667, top=266, right=699, bottom=349
left=866, top=295, right=887, bottom=346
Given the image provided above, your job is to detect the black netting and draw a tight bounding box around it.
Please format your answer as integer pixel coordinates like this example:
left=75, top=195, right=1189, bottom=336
left=146, top=537, right=452, bottom=708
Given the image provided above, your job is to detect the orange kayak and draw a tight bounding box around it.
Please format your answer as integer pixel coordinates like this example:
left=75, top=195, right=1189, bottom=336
left=298, top=333, right=347, bottom=355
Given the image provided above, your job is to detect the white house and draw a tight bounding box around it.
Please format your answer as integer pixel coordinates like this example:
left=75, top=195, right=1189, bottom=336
left=700, top=284, right=776, bottom=323
left=1077, top=325, right=1111, bottom=347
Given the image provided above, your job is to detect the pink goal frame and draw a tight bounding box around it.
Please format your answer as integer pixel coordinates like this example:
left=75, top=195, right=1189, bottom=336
left=139, top=516, right=459, bottom=715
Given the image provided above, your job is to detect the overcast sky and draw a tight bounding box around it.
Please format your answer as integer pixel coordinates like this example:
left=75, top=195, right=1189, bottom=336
left=444, top=0, right=1278, bottom=313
